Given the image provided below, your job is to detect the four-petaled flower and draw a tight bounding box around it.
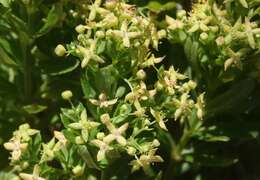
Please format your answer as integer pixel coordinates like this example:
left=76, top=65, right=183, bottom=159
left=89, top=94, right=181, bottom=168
left=173, top=93, right=194, bottom=122
left=68, top=109, right=100, bottom=142
left=106, top=20, right=141, bottom=47
left=13, top=123, right=39, bottom=142
left=224, top=48, right=247, bottom=70
left=166, top=15, right=184, bottom=30
left=244, top=17, right=260, bottom=49
left=89, top=93, right=117, bottom=108
left=101, top=114, right=129, bottom=146
left=129, top=148, right=164, bottom=173
left=150, top=108, right=168, bottom=131
left=78, top=39, right=104, bottom=68
left=4, top=139, right=28, bottom=161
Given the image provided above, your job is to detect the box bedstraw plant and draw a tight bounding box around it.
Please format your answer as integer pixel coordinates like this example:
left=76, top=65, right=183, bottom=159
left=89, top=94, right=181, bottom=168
left=0, top=0, right=260, bottom=179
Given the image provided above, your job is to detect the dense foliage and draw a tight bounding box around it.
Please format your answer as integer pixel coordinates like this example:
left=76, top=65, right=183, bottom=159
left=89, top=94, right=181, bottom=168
left=0, top=0, right=259, bottom=179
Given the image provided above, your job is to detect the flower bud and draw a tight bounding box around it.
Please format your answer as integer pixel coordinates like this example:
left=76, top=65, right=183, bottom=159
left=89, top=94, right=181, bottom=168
left=61, top=90, right=73, bottom=100
left=96, top=132, right=105, bottom=140
left=75, top=24, right=86, bottom=34
left=105, top=0, right=117, bottom=9
left=155, top=81, right=164, bottom=91
left=157, top=30, right=167, bottom=39
left=75, top=136, right=84, bottom=144
left=127, top=147, right=136, bottom=156
left=177, top=10, right=186, bottom=19
left=187, top=80, right=197, bottom=89
left=55, top=44, right=66, bottom=57
left=72, top=165, right=84, bottom=176
left=136, top=69, right=146, bottom=80
left=200, top=32, right=208, bottom=41
left=96, top=30, right=105, bottom=38
left=152, top=139, right=160, bottom=147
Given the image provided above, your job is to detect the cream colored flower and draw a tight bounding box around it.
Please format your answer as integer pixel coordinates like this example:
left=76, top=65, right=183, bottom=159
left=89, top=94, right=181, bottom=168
left=89, top=93, right=117, bottom=108
left=4, top=139, right=28, bottom=161
left=68, top=109, right=100, bottom=142
left=101, top=114, right=128, bottom=146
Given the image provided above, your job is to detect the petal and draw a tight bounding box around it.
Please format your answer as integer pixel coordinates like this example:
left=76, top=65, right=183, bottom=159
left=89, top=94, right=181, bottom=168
left=19, top=173, right=33, bottom=180
left=81, top=129, right=89, bottom=142
left=118, top=123, right=129, bottom=134
left=3, top=142, right=15, bottom=150
left=97, top=150, right=106, bottom=161
left=116, top=136, right=127, bottom=146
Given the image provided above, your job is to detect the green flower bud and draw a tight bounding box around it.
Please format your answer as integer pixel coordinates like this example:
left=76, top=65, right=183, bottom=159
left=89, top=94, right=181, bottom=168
left=75, top=24, right=86, bottom=34
left=55, top=44, right=66, bottom=57
left=96, top=30, right=105, bottom=38
left=157, top=30, right=167, bottom=39
left=177, top=10, right=186, bottom=19
left=72, top=165, right=84, bottom=176
left=61, top=90, right=73, bottom=100
left=75, top=136, right=84, bottom=144
left=152, top=139, right=160, bottom=147
left=155, top=81, right=164, bottom=91
left=127, top=147, right=136, bottom=156
left=136, top=69, right=146, bottom=80
left=97, top=132, right=105, bottom=140
left=200, top=32, right=208, bottom=41
left=105, top=0, right=117, bottom=9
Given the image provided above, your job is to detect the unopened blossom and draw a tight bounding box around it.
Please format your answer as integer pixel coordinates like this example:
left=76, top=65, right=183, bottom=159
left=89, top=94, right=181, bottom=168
left=19, top=164, right=45, bottom=180
left=89, top=93, right=117, bottom=108
left=195, top=93, right=205, bottom=119
left=54, top=44, right=66, bottom=57
left=68, top=109, right=100, bottom=142
left=101, top=114, right=128, bottom=146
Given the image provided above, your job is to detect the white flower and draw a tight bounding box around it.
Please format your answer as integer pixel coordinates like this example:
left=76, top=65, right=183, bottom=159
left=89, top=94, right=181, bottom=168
left=101, top=114, right=128, bottom=146
left=129, top=149, right=163, bottom=173
left=89, top=93, right=117, bottom=108
left=68, top=109, right=100, bottom=142
left=150, top=108, right=167, bottom=131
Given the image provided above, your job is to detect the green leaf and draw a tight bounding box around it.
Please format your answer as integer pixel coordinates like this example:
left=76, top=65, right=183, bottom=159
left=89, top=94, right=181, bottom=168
left=81, top=71, right=96, bottom=99
left=22, top=104, right=47, bottom=114
left=207, top=79, right=255, bottom=117
left=0, top=0, right=12, bottom=7
left=35, top=2, right=64, bottom=37
left=0, top=46, right=17, bottom=66
left=0, top=171, right=18, bottom=180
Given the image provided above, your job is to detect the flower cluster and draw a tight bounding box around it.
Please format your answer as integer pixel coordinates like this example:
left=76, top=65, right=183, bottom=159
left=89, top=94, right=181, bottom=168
left=4, top=0, right=205, bottom=179
left=4, top=124, right=38, bottom=162
left=166, top=0, right=260, bottom=72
